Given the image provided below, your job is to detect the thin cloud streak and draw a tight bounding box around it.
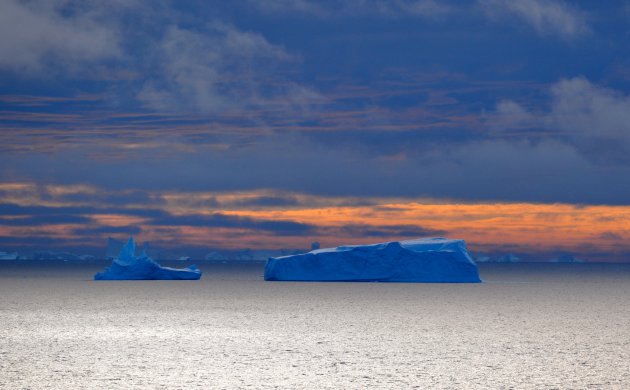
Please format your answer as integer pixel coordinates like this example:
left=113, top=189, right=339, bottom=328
left=247, top=0, right=453, bottom=18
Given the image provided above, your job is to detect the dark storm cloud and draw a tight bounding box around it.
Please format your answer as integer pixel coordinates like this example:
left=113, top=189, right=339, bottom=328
left=0, top=202, right=313, bottom=235
left=77, top=226, right=143, bottom=236
left=228, top=196, right=300, bottom=208
left=192, top=197, right=221, bottom=208
left=6, top=127, right=630, bottom=204
left=0, top=235, right=70, bottom=247
left=150, top=213, right=314, bottom=236
left=6, top=67, right=630, bottom=205
left=0, top=203, right=97, bottom=216
left=0, top=183, right=158, bottom=207
left=0, top=214, right=92, bottom=226
left=300, top=127, right=478, bottom=157
left=0, top=236, right=104, bottom=255
left=48, top=190, right=159, bottom=205
left=335, top=224, right=446, bottom=238
left=0, top=203, right=165, bottom=219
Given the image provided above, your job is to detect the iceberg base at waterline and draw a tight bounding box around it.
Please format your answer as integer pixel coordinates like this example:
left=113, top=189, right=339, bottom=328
left=94, top=236, right=202, bottom=280
left=264, top=237, right=481, bottom=283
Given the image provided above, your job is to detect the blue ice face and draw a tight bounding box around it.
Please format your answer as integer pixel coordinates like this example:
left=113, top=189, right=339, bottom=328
left=95, top=236, right=202, bottom=281
left=265, top=238, right=481, bottom=283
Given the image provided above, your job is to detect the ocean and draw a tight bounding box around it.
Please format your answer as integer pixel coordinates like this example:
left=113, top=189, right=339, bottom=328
left=1, top=262, right=629, bottom=389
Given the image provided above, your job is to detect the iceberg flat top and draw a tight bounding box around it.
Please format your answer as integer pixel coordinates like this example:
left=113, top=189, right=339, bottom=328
left=265, top=237, right=481, bottom=283
left=306, top=237, right=466, bottom=255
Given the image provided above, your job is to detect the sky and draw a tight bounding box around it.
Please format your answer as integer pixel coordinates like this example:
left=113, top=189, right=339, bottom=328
left=1, top=0, right=630, bottom=261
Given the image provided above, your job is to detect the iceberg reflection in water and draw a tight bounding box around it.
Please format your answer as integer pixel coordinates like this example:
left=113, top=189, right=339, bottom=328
left=94, top=236, right=201, bottom=280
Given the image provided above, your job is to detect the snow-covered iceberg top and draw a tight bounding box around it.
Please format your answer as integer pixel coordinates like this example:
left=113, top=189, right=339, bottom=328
left=265, top=237, right=481, bottom=283
left=94, top=236, right=201, bottom=280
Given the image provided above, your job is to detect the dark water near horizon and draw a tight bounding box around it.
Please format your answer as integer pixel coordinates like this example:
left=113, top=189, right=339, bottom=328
left=1, top=262, right=629, bottom=388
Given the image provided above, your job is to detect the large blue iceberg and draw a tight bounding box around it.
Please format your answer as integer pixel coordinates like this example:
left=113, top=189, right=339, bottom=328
left=264, top=237, right=481, bottom=283
left=94, top=236, right=202, bottom=280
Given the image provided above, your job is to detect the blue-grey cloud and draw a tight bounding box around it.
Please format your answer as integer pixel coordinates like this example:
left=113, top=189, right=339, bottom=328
left=228, top=196, right=300, bottom=208
left=0, top=1, right=317, bottom=114
left=479, top=0, right=589, bottom=39
left=136, top=22, right=314, bottom=113
left=0, top=0, right=132, bottom=73
left=0, top=214, right=92, bottom=226
left=150, top=213, right=314, bottom=236
left=4, top=123, right=630, bottom=205
left=0, top=203, right=163, bottom=218
left=247, top=0, right=453, bottom=18
left=491, top=77, right=630, bottom=163
left=0, top=235, right=72, bottom=248
left=335, top=224, right=446, bottom=238
left=77, top=226, right=142, bottom=236
left=0, top=202, right=313, bottom=235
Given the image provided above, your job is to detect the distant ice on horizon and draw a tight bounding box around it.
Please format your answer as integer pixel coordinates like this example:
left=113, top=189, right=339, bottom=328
left=0, top=251, right=19, bottom=261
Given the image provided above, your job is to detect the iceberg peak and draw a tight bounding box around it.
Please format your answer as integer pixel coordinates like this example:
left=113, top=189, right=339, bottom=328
left=95, top=236, right=202, bottom=281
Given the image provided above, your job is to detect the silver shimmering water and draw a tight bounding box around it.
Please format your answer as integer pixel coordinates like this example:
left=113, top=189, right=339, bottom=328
left=1, top=263, right=629, bottom=389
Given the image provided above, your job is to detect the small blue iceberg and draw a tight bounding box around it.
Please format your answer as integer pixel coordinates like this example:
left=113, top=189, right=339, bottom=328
left=265, top=237, right=481, bottom=283
left=94, top=236, right=201, bottom=280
